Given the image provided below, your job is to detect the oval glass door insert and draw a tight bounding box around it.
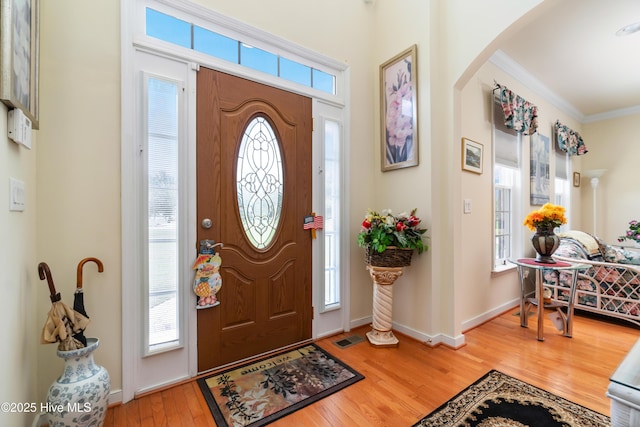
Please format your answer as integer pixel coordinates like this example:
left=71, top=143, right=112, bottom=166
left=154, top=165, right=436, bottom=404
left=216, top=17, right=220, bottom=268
left=236, top=116, right=283, bottom=249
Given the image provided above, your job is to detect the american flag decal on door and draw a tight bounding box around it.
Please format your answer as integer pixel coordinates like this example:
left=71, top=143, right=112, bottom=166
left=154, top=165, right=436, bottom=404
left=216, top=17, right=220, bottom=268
left=303, top=213, right=324, bottom=238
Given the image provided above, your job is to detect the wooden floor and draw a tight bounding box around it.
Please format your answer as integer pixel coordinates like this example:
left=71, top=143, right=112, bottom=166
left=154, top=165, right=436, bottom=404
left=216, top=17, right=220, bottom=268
left=105, top=308, right=639, bottom=426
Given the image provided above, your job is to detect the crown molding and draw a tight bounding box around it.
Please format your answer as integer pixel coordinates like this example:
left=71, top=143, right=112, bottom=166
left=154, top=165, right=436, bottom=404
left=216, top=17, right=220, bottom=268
left=490, top=50, right=640, bottom=124
left=489, top=50, right=585, bottom=122
left=583, top=105, right=640, bottom=123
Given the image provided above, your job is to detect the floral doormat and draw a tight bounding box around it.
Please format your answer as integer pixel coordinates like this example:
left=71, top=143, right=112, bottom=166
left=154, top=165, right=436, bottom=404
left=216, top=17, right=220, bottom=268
left=414, top=370, right=610, bottom=427
left=197, top=343, right=364, bottom=426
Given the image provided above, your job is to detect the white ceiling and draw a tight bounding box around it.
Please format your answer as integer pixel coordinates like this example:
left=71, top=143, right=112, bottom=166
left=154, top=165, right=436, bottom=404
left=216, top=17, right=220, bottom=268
left=494, top=0, right=640, bottom=123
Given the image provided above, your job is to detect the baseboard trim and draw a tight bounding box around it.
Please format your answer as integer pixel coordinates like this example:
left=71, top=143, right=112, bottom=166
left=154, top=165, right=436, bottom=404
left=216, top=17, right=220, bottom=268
left=349, top=315, right=465, bottom=348
left=108, top=389, right=123, bottom=406
left=461, top=299, right=520, bottom=333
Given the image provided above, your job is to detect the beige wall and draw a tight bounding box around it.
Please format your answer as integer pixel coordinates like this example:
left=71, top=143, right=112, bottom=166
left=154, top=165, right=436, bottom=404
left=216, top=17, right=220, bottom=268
left=457, top=60, right=586, bottom=326
left=582, top=114, right=640, bottom=244
left=0, top=108, right=38, bottom=426
left=34, top=0, right=122, bottom=410
left=365, top=0, right=433, bottom=335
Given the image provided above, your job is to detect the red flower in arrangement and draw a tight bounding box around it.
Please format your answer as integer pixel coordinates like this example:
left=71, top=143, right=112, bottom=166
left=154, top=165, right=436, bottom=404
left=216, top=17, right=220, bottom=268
left=357, top=208, right=429, bottom=254
left=407, top=215, right=420, bottom=227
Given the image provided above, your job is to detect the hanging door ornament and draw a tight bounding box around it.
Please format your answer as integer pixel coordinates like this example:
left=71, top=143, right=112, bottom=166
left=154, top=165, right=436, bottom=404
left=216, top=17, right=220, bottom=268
left=193, top=240, right=223, bottom=309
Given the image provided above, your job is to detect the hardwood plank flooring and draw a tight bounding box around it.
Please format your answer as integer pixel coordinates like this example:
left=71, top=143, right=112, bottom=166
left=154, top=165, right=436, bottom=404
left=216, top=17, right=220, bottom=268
left=105, top=308, right=639, bottom=426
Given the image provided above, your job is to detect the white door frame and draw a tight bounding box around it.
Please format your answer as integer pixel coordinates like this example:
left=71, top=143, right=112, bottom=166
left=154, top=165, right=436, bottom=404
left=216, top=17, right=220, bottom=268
left=121, top=0, right=350, bottom=403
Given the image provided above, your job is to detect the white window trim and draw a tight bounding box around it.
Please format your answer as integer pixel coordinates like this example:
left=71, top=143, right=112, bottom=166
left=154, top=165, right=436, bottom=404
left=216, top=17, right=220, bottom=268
left=494, top=180, right=513, bottom=270
left=122, top=0, right=350, bottom=403
left=134, top=0, right=346, bottom=104
left=314, top=104, right=345, bottom=314
left=491, top=103, right=523, bottom=273
left=312, top=97, right=352, bottom=337
left=140, top=71, right=187, bottom=357
left=554, top=149, right=572, bottom=231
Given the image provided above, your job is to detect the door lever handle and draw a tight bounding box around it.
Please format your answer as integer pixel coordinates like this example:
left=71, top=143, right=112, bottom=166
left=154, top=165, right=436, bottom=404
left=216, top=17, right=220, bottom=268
left=198, top=239, right=224, bottom=252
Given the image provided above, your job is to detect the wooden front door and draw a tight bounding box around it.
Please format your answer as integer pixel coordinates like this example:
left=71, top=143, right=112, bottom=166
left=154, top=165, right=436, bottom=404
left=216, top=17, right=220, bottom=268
left=196, top=68, right=312, bottom=372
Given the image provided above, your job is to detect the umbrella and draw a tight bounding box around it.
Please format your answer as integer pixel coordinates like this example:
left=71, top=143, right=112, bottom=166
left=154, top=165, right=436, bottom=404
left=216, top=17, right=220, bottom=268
left=39, top=262, right=90, bottom=351
left=73, top=257, right=104, bottom=346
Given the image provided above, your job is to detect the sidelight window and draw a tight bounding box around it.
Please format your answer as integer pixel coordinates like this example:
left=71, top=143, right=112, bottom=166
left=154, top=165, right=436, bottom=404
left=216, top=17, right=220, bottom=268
left=145, top=75, right=181, bottom=353
left=323, top=119, right=341, bottom=307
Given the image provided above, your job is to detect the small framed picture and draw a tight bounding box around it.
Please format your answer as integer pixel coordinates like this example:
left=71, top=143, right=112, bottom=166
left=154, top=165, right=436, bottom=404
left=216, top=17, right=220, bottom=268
left=573, top=171, right=581, bottom=187
left=461, top=138, right=483, bottom=174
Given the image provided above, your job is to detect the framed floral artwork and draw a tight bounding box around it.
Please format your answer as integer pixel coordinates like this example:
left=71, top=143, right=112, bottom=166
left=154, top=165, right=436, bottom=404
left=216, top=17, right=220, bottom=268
left=380, top=45, right=418, bottom=171
left=0, top=0, right=40, bottom=128
left=461, top=138, right=483, bottom=174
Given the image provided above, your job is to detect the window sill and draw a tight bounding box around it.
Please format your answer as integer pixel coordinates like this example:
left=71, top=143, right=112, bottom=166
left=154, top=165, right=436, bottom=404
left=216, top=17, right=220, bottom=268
left=492, top=263, right=516, bottom=275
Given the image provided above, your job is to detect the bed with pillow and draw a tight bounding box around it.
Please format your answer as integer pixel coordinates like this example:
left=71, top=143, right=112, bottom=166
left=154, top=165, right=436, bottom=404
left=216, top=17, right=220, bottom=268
left=542, top=230, right=640, bottom=327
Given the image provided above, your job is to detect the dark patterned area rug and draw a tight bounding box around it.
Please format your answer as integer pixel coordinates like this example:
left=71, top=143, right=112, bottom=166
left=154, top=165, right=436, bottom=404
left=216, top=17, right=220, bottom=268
left=414, top=370, right=610, bottom=427
left=198, top=343, right=364, bottom=426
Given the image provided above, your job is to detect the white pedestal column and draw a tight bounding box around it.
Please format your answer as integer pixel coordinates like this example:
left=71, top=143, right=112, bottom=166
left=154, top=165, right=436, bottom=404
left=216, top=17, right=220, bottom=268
left=366, top=265, right=404, bottom=348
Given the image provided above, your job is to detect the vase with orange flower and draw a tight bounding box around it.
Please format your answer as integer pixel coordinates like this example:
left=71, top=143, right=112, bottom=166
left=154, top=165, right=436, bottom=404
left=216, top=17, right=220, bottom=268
left=523, top=203, right=567, bottom=263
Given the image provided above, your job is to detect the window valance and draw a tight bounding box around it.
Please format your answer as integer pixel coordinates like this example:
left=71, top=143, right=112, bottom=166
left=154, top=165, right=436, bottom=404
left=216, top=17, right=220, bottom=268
left=496, top=84, right=539, bottom=135
left=554, top=120, right=588, bottom=156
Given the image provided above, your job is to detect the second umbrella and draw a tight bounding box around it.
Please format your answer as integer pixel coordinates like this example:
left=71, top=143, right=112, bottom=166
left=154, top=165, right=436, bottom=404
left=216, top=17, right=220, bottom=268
left=73, top=257, right=104, bottom=346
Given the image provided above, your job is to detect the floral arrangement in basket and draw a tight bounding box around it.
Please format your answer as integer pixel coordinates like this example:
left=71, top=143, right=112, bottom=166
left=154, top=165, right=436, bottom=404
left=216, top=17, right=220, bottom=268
left=523, top=203, right=567, bottom=231
left=357, top=208, right=428, bottom=254
left=618, top=220, right=640, bottom=243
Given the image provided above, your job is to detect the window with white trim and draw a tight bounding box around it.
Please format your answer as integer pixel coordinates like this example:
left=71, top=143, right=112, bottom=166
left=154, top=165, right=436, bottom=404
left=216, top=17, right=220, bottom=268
left=493, top=100, right=522, bottom=270
left=554, top=144, right=570, bottom=232
left=323, top=118, right=341, bottom=309
left=145, top=8, right=336, bottom=94
left=144, top=73, right=184, bottom=354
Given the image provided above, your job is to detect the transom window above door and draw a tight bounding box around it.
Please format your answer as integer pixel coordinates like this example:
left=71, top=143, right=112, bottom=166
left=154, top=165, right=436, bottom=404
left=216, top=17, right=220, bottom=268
left=145, top=8, right=336, bottom=95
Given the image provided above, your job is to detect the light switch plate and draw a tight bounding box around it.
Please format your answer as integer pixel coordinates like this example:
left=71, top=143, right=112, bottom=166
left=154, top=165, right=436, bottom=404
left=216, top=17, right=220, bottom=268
left=9, top=178, right=25, bottom=211
left=463, top=199, right=472, bottom=214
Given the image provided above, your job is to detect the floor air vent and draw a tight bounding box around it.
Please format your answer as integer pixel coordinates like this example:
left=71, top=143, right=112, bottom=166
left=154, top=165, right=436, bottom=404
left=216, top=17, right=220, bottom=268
left=333, top=334, right=364, bottom=349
